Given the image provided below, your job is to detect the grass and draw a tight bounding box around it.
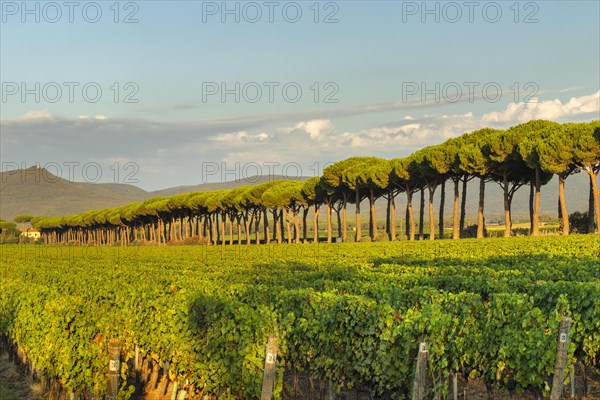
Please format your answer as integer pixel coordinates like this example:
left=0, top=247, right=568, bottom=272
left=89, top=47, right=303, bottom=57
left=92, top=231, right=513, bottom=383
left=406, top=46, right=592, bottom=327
left=0, top=353, right=43, bottom=400
left=0, top=384, right=16, bottom=400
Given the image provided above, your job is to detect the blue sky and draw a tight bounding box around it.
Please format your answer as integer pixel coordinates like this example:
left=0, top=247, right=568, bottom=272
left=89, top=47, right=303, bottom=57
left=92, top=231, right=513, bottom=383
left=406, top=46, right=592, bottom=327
left=1, top=1, right=599, bottom=190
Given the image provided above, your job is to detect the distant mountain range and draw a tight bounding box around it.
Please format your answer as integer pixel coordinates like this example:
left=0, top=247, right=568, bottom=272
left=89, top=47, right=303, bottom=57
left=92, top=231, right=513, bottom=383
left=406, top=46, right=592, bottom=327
left=0, top=167, right=307, bottom=221
left=0, top=166, right=595, bottom=223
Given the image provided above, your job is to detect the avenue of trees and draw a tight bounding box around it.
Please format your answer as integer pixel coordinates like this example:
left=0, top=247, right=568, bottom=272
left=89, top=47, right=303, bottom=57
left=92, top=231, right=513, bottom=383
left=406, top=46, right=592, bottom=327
left=31, top=120, right=600, bottom=245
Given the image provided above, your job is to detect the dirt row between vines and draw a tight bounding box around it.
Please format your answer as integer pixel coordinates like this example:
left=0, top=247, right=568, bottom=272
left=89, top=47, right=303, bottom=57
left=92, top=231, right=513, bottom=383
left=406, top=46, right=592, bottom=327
left=0, top=352, right=44, bottom=400
left=1, top=350, right=599, bottom=400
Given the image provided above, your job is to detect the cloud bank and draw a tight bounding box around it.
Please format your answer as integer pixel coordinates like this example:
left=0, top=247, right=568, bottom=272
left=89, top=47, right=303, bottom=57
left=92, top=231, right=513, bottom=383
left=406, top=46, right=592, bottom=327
left=1, top=91, right=598, bottom=190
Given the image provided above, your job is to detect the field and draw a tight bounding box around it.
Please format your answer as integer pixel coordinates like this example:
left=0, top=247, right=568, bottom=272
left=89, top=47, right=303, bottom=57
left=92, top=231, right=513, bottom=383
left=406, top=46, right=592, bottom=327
left=0, top=236, right=599, bottom=399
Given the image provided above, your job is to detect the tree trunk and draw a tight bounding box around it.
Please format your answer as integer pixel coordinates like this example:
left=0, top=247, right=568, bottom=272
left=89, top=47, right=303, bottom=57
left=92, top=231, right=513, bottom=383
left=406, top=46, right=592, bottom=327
left=294, top=210, right=300, bottom=244
left=355, top=189, right=361, bottom=241
left=220, top=215, right=226, bottom=245
left=386, top=195, right=391, bottom=239
left=503, top=174, right=511, bottom=237
left=313, top=205, right=319, bottom=243
left=390, top=191, right=396, bottom=241
left=370, top=189, right=378, bottom=240
left=213, top=215, right=218, bottom=245
left=405, top=201, right=410, bottom=239
left=590, top=171, right=599, bottom=233
left=452, top=179, right=460, bottom=239
left=438, top=180, right=446, bottom=239
left=406, top=190, right=415, bottom=241
left=213, top=214, right=219, bottom=244
left=428, top=185, right=436, bottom=241
left=302, top=208, right=309, bottom=243
left=205, top=218, right=211, bottom=245
left=341, top=202, right=348, bottom=242
left=255, top=212, right=261, bottom=244
left=335, top=208, right=341, bottom=240
left=419, top=188, right=425, bottom=240
left=285, top=210, right=292, bottom=244
left=326, top=201, right=332, bottom=243
left=589, top=174, right=597, bottom=233
left=559, top=175, right=569, bottom=235
left=244, top=214, right=251, bottom=245
left=161, top=218, right=167, bottom=244
left=477, top=177, right=485, bottom=239
left=149, top=222, right=155, bottom=243
left=558, top=196, right=562, bottom=233
left=275, top=211, right=282, bottom=244
left=272, top=210, right=278, bottom=243
left=529, top=179, right=534, bottom=234
left=264, top=209, right=270, bottom=245
left=280, top=210, right=285, bottom=243
left=532, top=167, right=541, bottom=236
left=342, top=200, right=347, bottom=242
left=460, top=177, right=468, bottom=236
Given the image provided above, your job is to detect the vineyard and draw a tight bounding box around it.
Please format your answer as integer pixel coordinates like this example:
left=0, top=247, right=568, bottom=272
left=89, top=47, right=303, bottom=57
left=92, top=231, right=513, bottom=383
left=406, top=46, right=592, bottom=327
left=1, top=235, right=599, bottom=399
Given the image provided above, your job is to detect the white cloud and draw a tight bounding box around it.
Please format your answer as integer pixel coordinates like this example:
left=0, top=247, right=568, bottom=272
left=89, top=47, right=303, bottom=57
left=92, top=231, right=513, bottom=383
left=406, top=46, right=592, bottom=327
left=2, top=91, right=598, bottom=189
left=12, top=109, right=54, bottom=122
left=277, top=92, right=598, bottom=153
left=557, top=86, right=584, bottom=93
left=283, top=119, right=334, bottom=139
left=209, top=131, right=271, bottom=143
left=482, top=91, right=600, bottom=124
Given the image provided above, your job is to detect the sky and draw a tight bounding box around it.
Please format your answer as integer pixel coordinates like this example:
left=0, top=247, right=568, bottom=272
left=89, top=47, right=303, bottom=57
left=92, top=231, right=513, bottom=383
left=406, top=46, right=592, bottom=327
left=1, top=0, right=599, bottom=190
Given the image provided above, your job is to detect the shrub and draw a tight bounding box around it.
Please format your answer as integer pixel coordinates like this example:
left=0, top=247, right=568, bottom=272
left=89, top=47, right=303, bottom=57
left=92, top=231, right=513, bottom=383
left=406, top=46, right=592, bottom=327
left=183, top=236, right=211, bottom=245
left=374, top=234, right=390, bottom=242
left=568, top=211, right=591, bottom=234
left=462, top=224, right=487, bottom=238
left=0, top=235, right=19, bottom=244
left=512, top=228, right=529, bottom=237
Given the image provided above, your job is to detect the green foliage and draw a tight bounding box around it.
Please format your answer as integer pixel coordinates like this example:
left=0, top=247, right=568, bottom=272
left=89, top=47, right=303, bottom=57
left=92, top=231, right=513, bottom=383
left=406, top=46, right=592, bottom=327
left=261, top=180, right=305, bottom=210
left=0, top=221, right=20, bottom=243
left=13, top=214, right=33, bottom=224
left=568, top=211, right=591, bottom=234
left=538, top=125, right=577, bottom=176
left=462, top=224, right=487, bottom=238
left=0, top=221, right=18, bottom=233
left=1, top=236, right=599, bottom=398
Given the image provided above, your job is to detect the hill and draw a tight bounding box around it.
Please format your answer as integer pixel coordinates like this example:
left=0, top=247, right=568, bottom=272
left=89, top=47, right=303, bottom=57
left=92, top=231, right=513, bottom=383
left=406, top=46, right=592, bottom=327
left=0, top=167, right=308, bottom=221
left=0, top=167, right=148, bottom=221
left=148, top=175, right=307, bottom=197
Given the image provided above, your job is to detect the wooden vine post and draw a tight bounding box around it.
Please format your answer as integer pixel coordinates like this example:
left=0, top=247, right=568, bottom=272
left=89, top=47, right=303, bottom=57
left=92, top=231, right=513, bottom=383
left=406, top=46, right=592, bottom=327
left=452, top=372, right=458, bottom=400
left=550, top=317, right=572, bottom=400
left=106, top=339, right=121, bottom=400
left=261, top=335, right=278, bottom=400
left=412, top=341, right=429, bottom=400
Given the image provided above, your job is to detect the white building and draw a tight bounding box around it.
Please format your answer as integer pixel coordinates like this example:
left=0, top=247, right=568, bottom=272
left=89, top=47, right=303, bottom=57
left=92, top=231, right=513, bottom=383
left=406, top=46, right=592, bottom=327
left=21, top=228, right=41, bottom=240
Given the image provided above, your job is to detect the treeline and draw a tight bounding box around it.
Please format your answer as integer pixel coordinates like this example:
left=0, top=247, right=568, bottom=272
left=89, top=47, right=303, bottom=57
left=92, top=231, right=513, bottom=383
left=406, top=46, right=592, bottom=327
left=31, top=120, right=600, bottom=245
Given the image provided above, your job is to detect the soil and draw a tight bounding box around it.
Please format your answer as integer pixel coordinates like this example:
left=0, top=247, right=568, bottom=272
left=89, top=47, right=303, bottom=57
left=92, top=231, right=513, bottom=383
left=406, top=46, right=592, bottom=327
left=1, top=351, right=599, bottom=399
left=0, top=352, right=44, bottom=400
left=280, top=367, right=600, bottom=400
